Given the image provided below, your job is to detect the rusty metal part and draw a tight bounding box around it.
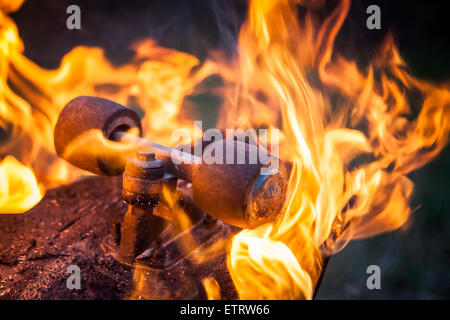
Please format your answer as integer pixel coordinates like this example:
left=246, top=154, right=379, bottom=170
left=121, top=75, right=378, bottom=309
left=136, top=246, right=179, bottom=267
left=118, top=206, right=166, bottom=263
left=54, top=96, right=142, bottom=176
left=115, top=134, right=290, bottom=228
left=112, top=131, right=201, bottom=182
left=115, top=134, right=288, bottom=228
left=54, top=96, right=288, bottom=228
left=124, top=150, right=165, bottom=180
left=191, top=139, right=287, bottom=229
left=121, top=151, right=176, bottom=202
left=117, top=151, right=176, bottom=263
left=113, top=150, right=223, bottom=267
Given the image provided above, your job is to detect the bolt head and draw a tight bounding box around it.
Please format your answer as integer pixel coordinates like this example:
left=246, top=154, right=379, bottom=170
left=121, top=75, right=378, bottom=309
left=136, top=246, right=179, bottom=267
left=124, top=150, right=164, bottom=180
left=136, top=150, right=155, bottom=161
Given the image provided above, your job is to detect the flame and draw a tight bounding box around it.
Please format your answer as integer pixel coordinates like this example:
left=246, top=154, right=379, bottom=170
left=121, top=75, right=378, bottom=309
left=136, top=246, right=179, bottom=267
left=202, top=277, right=221, bottom=300
left=1, top=0, right=449, bottom=300
left=223, top=0, right=449, bottom=299
left=0, top=0, right=212, bottom=213
left=0, top=155, right=43, bottom=213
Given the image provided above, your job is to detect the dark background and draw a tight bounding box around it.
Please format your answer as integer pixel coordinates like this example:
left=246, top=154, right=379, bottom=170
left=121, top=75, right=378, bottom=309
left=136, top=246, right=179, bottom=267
left=9, top=0, right=450, bottom=299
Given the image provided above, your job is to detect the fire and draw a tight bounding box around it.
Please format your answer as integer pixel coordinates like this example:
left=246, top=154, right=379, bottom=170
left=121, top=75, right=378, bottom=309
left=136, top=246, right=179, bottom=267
left=1, top=0, right=449, bottom=300
left=0, top=155, right=43, bottom=213
left=202, top=277, right=221, bottom=300
left=0, top=0, right=211, bottom=213
left=223, top=0, right=449, bottom=299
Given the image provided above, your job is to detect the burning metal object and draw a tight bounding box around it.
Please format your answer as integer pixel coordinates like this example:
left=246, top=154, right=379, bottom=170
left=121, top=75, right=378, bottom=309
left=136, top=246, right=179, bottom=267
left=54, top=96, right=288, bottom=230
left=53, top=95, right=288, bottom=269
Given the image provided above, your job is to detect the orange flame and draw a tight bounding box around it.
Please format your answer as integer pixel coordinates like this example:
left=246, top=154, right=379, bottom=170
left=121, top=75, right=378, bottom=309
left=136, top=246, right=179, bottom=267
left=223, top=0, right=449, bottom=299
left=202, top=277, right=221, bottom=300
left=0, top=155, right=43, bottom=213
left=0, top=0, right=212, bottom=213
